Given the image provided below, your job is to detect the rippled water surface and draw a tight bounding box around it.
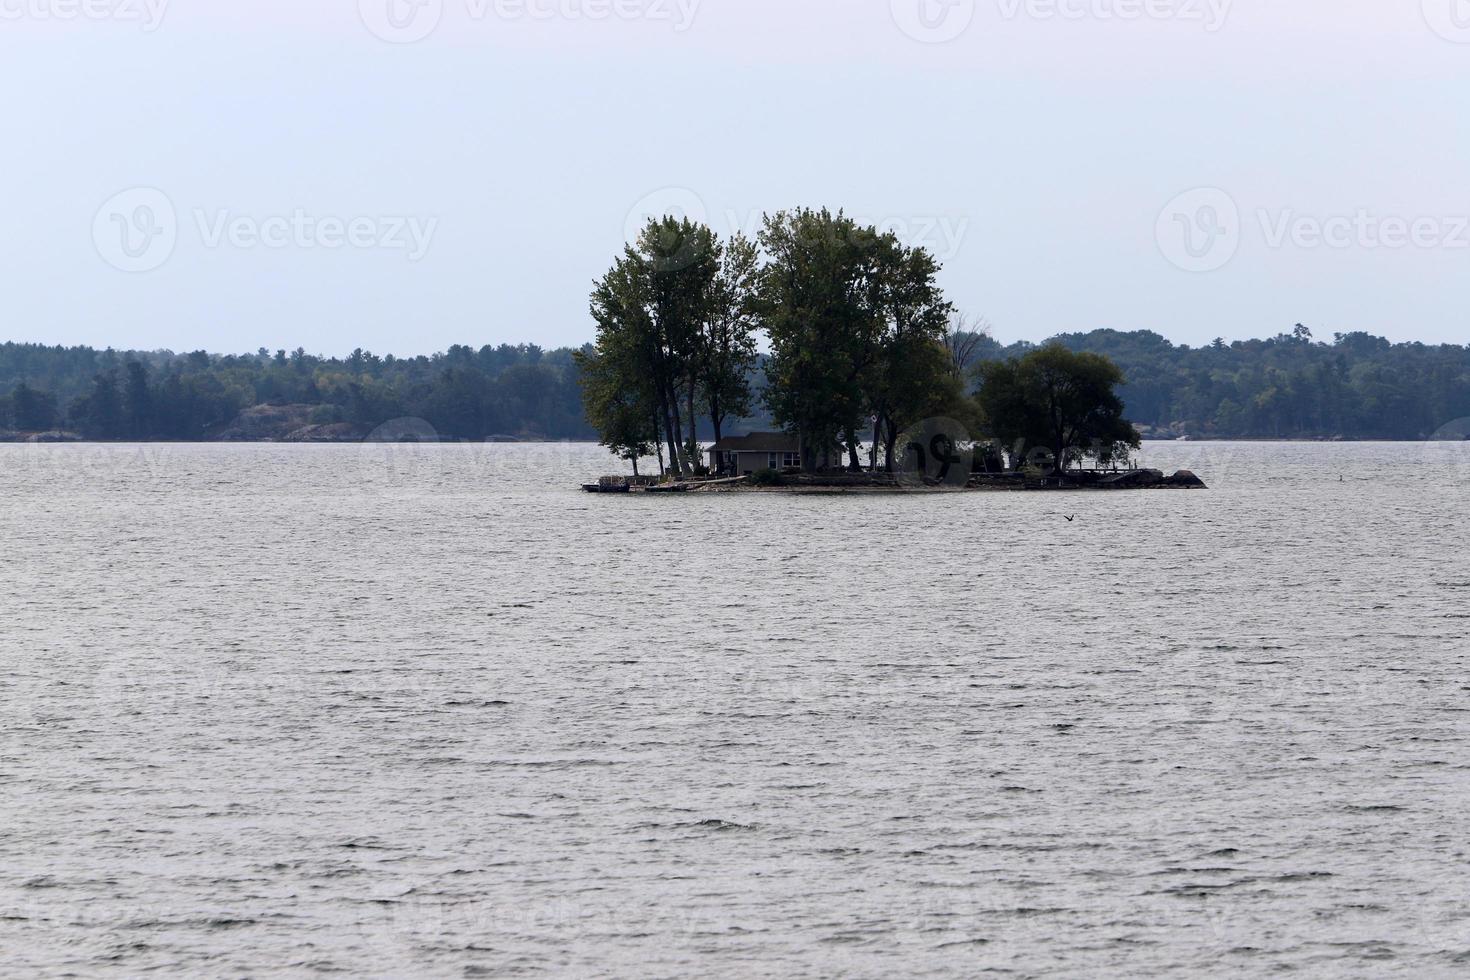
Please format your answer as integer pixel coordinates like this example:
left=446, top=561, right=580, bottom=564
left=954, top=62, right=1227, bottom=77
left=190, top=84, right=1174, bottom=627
left=3, top=441, right=1470, bottom=977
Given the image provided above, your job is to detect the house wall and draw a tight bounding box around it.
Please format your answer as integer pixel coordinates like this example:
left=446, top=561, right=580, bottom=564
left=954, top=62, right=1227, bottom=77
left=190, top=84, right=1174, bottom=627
left=732, top=451, right=784, bottom=473
left=739, top=451, right=763, bottom=473
left=711, top=448, right=800, bottom=473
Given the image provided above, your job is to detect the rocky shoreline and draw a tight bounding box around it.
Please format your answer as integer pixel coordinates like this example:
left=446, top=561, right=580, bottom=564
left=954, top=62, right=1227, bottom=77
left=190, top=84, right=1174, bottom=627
left=586, top=469, right=1208, bottom=493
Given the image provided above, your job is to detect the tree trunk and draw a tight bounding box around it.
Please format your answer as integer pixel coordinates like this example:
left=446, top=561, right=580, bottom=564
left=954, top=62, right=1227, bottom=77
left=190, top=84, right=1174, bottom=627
left=632, top=457, right=640, bottom=477
left=670, top=382, right=689, bottom=474
left=655, top=378, right=681, bottom=476
left=879, top=409, right=900, bottom=472
left=845, top=426, right=860, bottom=470
left=882, top=415, right=899, bottom=473
left=650, top=407, right=665, bottom=475
left=664, top=375, right=689, bottom=476
left=686, top=380, right=698, bottom=470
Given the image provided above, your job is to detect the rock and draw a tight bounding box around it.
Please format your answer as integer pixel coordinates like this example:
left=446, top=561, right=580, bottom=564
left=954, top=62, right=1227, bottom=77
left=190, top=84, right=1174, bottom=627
left=1165, top=469, right=1208, bottom=488
left=282, top=422, right=369, bottom=442
left=0, top=429, right=82, bottom=443
left=1099, top=468, right=1165, bottom=488
left=213, top=404, right=314, bottom=441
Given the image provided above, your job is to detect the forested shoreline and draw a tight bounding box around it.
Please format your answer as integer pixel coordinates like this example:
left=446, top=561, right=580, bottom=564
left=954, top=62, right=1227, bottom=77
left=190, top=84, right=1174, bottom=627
left=2, top=325, right=1469, bottom=443
left=0, top=343, right=591, bottom=442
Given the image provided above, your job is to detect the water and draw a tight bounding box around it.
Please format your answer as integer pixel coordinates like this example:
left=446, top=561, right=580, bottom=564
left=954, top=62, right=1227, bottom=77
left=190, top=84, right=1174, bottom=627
left=3, top=441, right=1469, bottom=977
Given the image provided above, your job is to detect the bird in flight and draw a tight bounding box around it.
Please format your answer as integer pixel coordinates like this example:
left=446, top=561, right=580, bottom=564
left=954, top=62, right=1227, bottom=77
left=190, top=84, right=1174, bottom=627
left=1065, top=515, right=1076, bottom=522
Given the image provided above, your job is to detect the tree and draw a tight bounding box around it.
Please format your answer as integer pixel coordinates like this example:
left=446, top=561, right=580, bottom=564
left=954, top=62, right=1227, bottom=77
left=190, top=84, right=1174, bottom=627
left=698, top=232, right=759, bottom=444
left=974, top=345, right=1141, bottom=475
left=10, top=382, right=58, bottom=431
left=588, top=217, right=720, bottom=476
left=756, top=209, right=964, bottom=472
left=575, top=347, right=656, bottom=475
left=874, top=333, right=968, bottom=470
left=757, top=208, right=887, bottom=471
left=582, top=216, right=758, bottom=476
left=124, top=361, right=152, bottom=438
left=866, top=235, right=959, bottom=470
left=70, top=370, right=125, bottom=439
left=943, top=313, right=992, bottom=385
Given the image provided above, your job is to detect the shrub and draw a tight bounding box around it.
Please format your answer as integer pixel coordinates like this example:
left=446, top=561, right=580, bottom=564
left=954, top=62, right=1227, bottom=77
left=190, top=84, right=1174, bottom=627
left=309, top=403, right=345, bottom=425
left=751, top=468, right=784, bottom=486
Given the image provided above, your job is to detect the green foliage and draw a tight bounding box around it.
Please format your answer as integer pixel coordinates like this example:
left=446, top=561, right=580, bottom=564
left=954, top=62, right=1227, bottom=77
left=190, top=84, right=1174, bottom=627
left=5, top=321, right=1469, bottom=444
left=575, top=345, right=656, bottom=472
left=584, top=217, right=758, bottom=475
left=975, top=344, right=1141, bottom=472
left=750, top=467, right=784, bottom=486
left=0, top=342, right=591, bottom=441
left=702, top=232, right=760, bottom=438
left=868, top=236, right=964, bottom=469
left=756, top=208, right=964, bottom=471
left=1009, top=329, right=1470, bottom=439
left=757, top=208, right=884, bottom=469
left=6, top=382, right=58, bottom=431
left=308, top=403, right=345, bottom=425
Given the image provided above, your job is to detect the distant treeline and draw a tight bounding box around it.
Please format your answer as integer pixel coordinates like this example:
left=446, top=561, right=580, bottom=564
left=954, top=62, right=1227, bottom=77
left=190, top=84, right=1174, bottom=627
left=0, top=343, right=592, bottom=441
left=2, top=326, right=1468, bottom=441
left=1028, top=326, right=1470, bottom=440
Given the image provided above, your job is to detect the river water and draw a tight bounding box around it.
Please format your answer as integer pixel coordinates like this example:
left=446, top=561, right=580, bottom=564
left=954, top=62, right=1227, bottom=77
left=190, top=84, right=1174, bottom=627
left=2, top=440, right=1469, bottom=977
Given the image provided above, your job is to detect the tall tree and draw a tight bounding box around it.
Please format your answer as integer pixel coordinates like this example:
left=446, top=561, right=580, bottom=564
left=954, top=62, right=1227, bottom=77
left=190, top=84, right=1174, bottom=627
left=757, top=208, right=887, bottom=472
left=974, top=345, right=1141, bottom=474
left=943, top=313, right=992, bottom=385
left=70, top=370, right=125, bottom=439
left=867, top=235, right=959, bottom=470
left=10, top=382, right=58, bottom=431
left=698, top=231, right=759, bottom=444
left=124, top=361, right=152, bottom=438
left=574, top=342, right=657, bottom=475
left=588, top=217, right=719, bottom=475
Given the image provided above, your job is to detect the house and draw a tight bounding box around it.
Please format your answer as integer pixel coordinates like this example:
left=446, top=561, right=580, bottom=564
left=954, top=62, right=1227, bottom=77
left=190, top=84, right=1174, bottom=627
left=706, top=431, right=802, bottom=475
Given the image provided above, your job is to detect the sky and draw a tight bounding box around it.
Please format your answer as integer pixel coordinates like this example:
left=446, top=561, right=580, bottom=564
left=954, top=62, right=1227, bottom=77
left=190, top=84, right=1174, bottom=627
left=2, top=0, right=1468, bottom=355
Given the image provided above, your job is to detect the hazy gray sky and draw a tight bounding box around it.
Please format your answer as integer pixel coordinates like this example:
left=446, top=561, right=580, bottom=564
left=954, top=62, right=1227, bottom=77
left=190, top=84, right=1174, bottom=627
left=3, top=0, right=1467, bottom=354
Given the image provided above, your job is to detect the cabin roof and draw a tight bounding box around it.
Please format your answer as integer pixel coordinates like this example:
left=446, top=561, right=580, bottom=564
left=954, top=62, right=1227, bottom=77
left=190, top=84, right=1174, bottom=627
left=708, top=431, right=799, bottom=453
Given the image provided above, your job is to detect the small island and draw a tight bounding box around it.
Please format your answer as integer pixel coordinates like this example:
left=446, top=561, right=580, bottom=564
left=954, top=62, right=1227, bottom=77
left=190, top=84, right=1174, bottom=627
left=579, top=208, right=1205, bottom=494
